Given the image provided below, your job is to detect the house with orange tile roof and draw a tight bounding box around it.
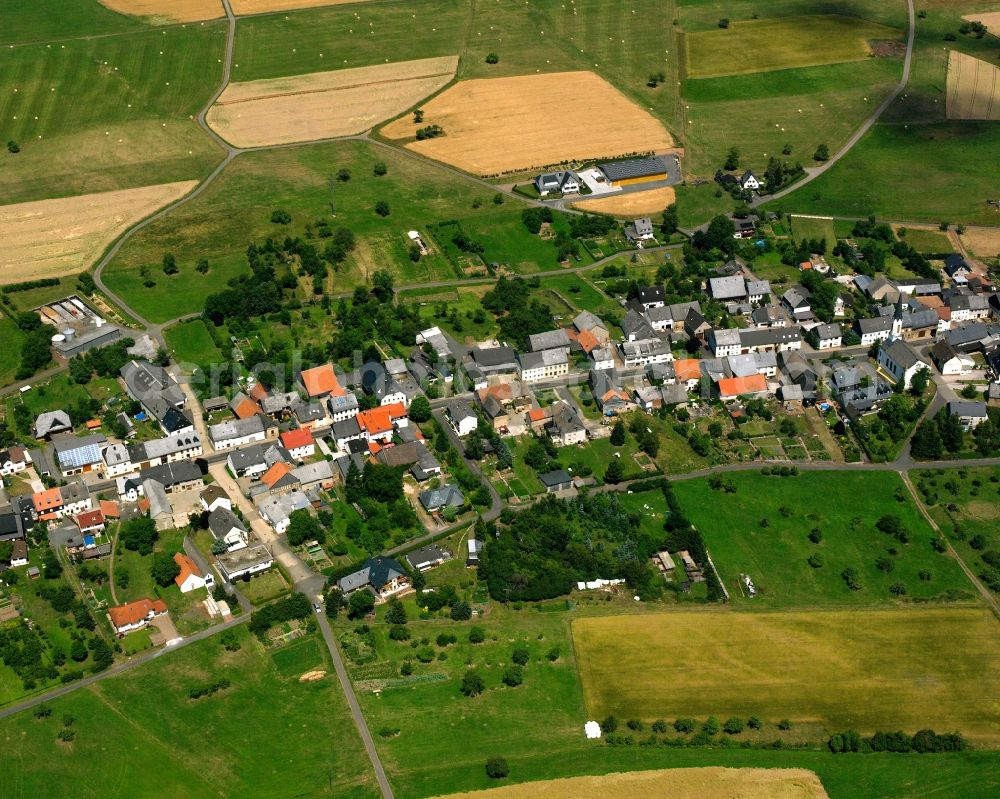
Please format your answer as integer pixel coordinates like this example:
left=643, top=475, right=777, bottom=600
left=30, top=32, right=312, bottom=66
left=32, top=487, right=63, bottom=520
left=280, top=427, right=315, bottom=460
left=174, top=552, right=207, bottom=593
left=356, top=402, right=407, bottom=443
left=108, top=598, right=167, bottom=635
left=527, top=407, right=550, bottom=433
left=249, top=382, right=269, bottom=403
left=299, top=364, right=345, bottom=399
left=74, top=509, right=106, bottom=535
left=99, top=499, right=121, bottom=519
left=717, top=373, right=769, bottom=399
left=259, top=461, right=299, bottom=494
left=673, top=359, right=703, bottom=390
left=230, top=392, right=262, bottom=420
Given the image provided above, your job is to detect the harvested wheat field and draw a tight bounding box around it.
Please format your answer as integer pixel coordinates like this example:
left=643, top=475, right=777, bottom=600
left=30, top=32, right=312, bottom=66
left=961, top=226, right=1000, bottom=259
left=381, top=71, right=674, bottom=176
left=230, top=0, right=372, bottom=13
left=946, top=50, right=1000, bottom=120
left=963, top=12, right=1000, bottom=29
left=98, top=0, right=223, bottom=22
left=431, top=768, right=828, bottom=799
left=207, top=56, right=458, bottom=147
left=0, top=182, right=196, bottom=284
left=571, top=186, right=675, bottom=217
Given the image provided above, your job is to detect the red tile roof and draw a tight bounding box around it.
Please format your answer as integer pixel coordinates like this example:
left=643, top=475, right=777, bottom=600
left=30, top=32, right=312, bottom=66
left=527, top=408, right=548, bottom=422
left=33, top=488, right=62, bottom=513
left=280, top=427, right=314, bottom=450
left=75, top=510, right=105, bottom=530
left=300, top=364, right=344, bottom=398
left=577, top=329, right=600, bottom=353
left=260, top=461, right=293, bottom=488
left=674, top=359, right=702, bottom=382
left=108, top=598, right=167, bottom=629
left=717, top=374, right=767, bottom=397
left=357, top=403, right=406, bottom=436
left=232, top=397, right=261, bottom=420
left=100, top=500, right=121, bottom=519
left=85, top=418, right=102, bottom=430
left=249, top=383, right=269, bottom=402
left=174, top=552, right=201, bottom=588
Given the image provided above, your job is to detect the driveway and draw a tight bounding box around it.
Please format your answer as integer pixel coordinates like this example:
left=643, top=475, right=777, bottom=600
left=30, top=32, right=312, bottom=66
left=176, top=375, right=215, bottom=454
left=148, top=613, right=182, bottom=646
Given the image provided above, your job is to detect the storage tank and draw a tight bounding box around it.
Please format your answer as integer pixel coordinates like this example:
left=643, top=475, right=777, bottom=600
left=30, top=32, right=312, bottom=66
left=62, top=328, right=75, bottom=341
left=51, top=334, right=66, bottom=345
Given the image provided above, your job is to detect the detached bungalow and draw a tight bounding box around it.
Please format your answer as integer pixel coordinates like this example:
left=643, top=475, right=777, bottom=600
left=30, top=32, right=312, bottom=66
left=948, top=400, right=989, bottom=430
left=108, top=597, right=167, bottom=635
left=717, top=373, right=769, bottom=399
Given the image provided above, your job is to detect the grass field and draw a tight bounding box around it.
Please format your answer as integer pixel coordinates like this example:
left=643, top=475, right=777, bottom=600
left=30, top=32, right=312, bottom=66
left=671, top=471, right=974, bottom=606
left=0, top=23, right=225, bottom=202
left=164, top=318, right=224, bottom=374
left=573, top=607, right=1000, bottom=742
left=433, top=767, right=829, bottom=799
left=101, top=140, right=567, bottom=322
left=789, top=215, right=836, bottom=244
left=896, top=227, right=955, bottom=254
left=685, top=15, right=901, bottom=79
left=765, top=122, right=1000, bottom=225
left=0, top=315, right=26, bottom=385
left=0, top=0, right=144, bottom=45
left=0, top=627, right=378, bottom=798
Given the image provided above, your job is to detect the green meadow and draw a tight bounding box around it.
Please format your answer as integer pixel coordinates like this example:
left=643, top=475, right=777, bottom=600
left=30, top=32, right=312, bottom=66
left=0, top=0, right=145, bottom=46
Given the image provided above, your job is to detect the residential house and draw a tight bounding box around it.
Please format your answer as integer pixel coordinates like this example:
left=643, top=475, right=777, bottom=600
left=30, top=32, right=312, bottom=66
left=130, top=432, right=202, bottom=469
left=944, top=254, right=973, bottom=281
left=539, top=469, right=573, bottom=493
left=141, top=460, right=202, bottom=493
left=327, top=392, right=361, bottom=423
left=356, top=403, right=408, bottom=444
left=624, top=217, right=656, bottom=247
left=292, top=460, right=335, bottom=492
left=108, top=597, right=167, bottom=635
left=0, top=447, right=30, bottom=476
left=256, top=490, right=310, bottom=534
left=174, top=552, right=207, bottom=593
left=619, top=338, right=673, bottom=368
left=299, top=363, right=345, bottom=399
left=337, top=556, right=409, bottom=601
left=230, top=392, right=262, bottom=420
left=74, top=509, right=106, bottom=536
left=547, top=402, right=587, bottom=446
left=447, top=399, right=478, bottom=437
left=738, top=170, right=760, bottom=191
left=34, top=410, right=72, bottom=439
left=280, top=427, right=315, bottom=461
left=405, top=544, right=451, bottom=573
left=534, top=170, right=580, bottom=196
left=227, top=442, right=288, bottom=479
left=813, top=323, right=843, bottom=350
left=621, top=308, right=657, bottom=342
left=855, top=315, right=894, bottom=346
left=708, top=275, right=747, bottom=302
left=780, top=287, right=812, bottom=321
left=590, top=346, right=615, bottom=371
left=637, top=285, right=666, bottom=310
left=673, top=359, right=703, bottom=391
left=419, top=484, right=465, bottom=513
left=877, top=339, right=927, bottom=390
left=208, top=506, right=248, bottom=552
left=948, top=400, right=989, bottom=430
left=518, top=349, right=570, bottom=383
left=209, top=414, right=274, bottom=450
left=258, top=461, right=300, bottom=495
left=708, top=328, right=742, bottom=358
left=216, top=543, right=274, bottom=582
left=293, top=400, right=330, bottom=429
left=573, top=311, right=610, bottom=344
left=52, top=433, right=106, bottom=475
left=931, top=340, right=975, bottom=375
left=595, top=386, right=635, bottom=416
left=717, top=374, right=769, bottom=399
left=260, top=391, right=301, bottom=419
left=119, top=360, right=193, bottom=436
left=199, top=484, right=231, bottom=513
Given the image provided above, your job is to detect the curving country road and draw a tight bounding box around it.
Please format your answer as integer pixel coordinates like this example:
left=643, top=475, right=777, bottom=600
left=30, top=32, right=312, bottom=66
left=757, top=0, right=917, bottom=207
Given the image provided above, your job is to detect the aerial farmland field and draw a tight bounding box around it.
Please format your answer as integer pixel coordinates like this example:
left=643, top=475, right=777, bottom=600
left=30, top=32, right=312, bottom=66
left=574, top=607, right=1000, bottom=743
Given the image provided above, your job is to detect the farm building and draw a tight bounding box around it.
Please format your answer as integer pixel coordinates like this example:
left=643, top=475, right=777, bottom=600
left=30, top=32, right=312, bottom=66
left=597, top=156, right=669, bottom=187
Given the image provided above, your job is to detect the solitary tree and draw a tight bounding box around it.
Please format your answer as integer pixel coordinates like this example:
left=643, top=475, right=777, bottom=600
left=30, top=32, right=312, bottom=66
left=373, top=161, right=388, bottom=176
left=7, top=140, right=20, bottom=154
left=485, top=53, right=500, bottom=64
left=408, top=395, right=432, bottom=423
left=162, top=253, right=178, bottom=275
left=385, top=598, right=407, bottom=625
left=610, top=420, right=626, bottom=446
left=603, top=458, right=624, bottom=484
left=813, top=143, right=830, bottom=161
left=151, top=551, right=180, bottom=587
left=460, top=669, right=485, bottom=696
left=375, top=200, right=391, bottom=217
left=337, top=168, right=352, bottom=182
left=485, top=757, right=509, bottom=779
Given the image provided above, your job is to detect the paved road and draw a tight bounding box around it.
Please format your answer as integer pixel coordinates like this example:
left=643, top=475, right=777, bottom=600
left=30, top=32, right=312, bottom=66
left=759, top=0, right=916, bottom=207
left=0, top=613, right=247, bottom=720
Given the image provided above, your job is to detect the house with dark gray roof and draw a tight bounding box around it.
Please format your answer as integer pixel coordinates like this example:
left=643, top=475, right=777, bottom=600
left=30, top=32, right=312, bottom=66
left=534, top=170, right=580, bottom=196
left=528, top=328, right=571, bottom=353
left=405, top=544, right=450, bottom=573
left=539, top=469, right=573, bottom=493
left=208, top=507, right=248, bottom=552
left=34, top=411, right=72, bottom=440
left=948, top=400, right=988, bottom=430
left=471, top=346, right=519, bottom=375
left=877, top=339, right=927, bottom=389
left=419, top=484, right=465, bottom=513
left=337, top=556, right=409, bottom=600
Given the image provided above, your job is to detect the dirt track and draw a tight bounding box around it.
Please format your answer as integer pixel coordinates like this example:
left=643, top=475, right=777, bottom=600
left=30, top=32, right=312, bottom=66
left=0, top=182, right=197, bottom=283
left=98, top=0, right=223, bottom=22
left=572, top=186, right=676, bottom=217
left=207, top=57, right=458, bottom=147
left=381, top=71, right=674, bottom=176
left=431, top=768, right=828, bottom=799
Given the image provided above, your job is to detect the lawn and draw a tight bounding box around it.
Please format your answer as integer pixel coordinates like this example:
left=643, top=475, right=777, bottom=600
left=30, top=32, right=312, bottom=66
left=789, top=215, right=836, bottom=245
left=164, top=318, right=224, bottom=375
left=674, top=182, right=737, bottom=228
left=685, top=15, right=902, bottom=79
left=897, top=228, right=954, bottom=254
left=101, top=139, right=554, bottom=322
left=671, top=471, right=975, bottom=607
left=573, top=607, right=1000, bottom=742
left=0, top=314, right=26, bottom=385
left=240, top=569, right=291, bottom=606
left=0, top=23, right=225, bottom=203
left=0, top=626, right=379, bottom=798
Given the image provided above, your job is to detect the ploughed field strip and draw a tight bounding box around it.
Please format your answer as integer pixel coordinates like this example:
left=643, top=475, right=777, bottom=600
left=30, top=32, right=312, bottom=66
left=207, top=56, right=459, bottom=147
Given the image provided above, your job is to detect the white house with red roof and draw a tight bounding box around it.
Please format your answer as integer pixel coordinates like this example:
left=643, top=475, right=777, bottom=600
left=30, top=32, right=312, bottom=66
left=280, top=427, right=315, bottom=461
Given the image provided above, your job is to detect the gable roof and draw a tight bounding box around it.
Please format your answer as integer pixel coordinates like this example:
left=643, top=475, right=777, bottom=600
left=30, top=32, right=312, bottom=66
left=300, top=364, right=344, bottom=398
left=357, top=403, right=406, bottom=436
left=280, top=427, right=314, bottom=450
left=174, top=552, right=201, bottom=588
left=230, top=393, right=262, bottom=420
left=108, top=598, right=166, bottom=629
left=717, top=374, right=768, bottom=397
left=674, top=359, right=702, bottom=382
